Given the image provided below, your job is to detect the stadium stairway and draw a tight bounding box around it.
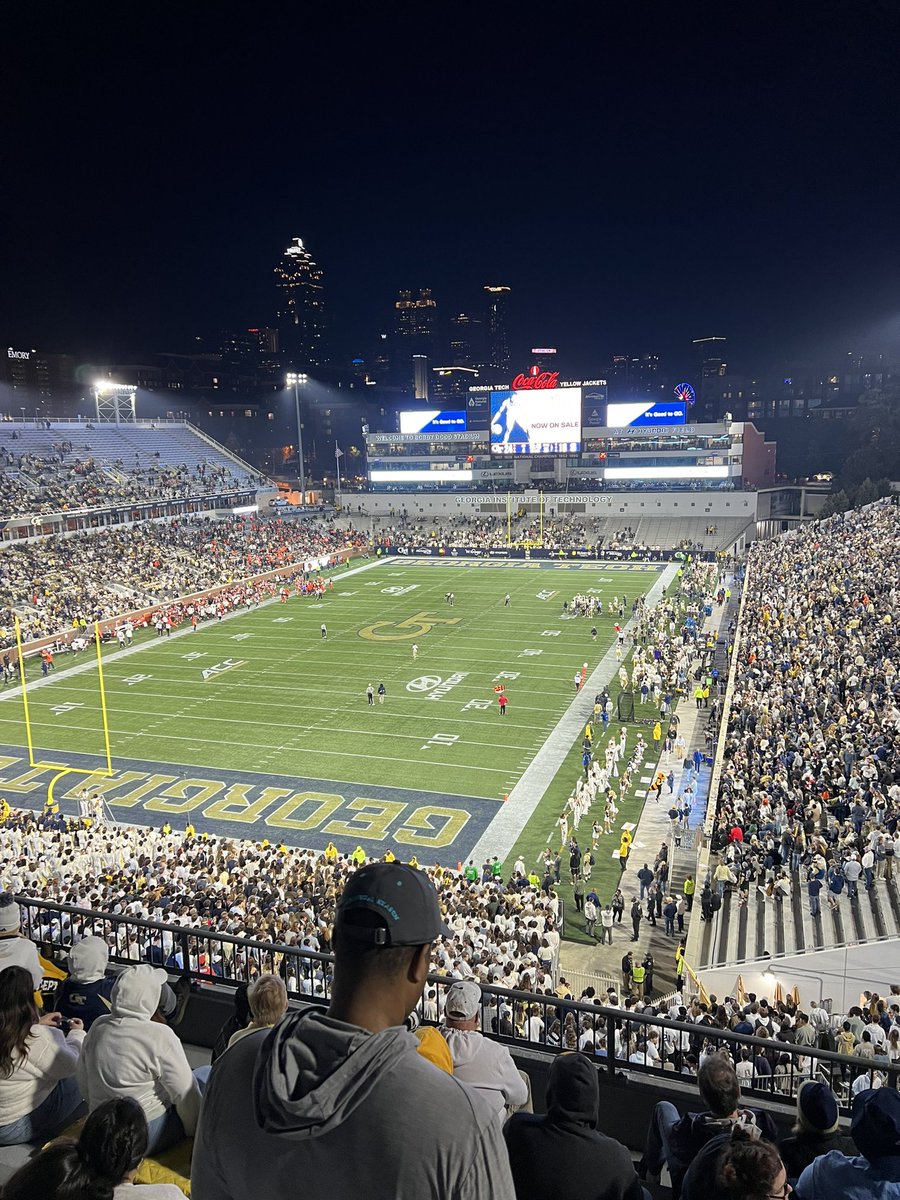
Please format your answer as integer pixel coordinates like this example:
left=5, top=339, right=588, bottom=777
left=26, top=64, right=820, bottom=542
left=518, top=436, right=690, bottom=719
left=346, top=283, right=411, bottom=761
left=699, top=872, right=900, bottom=968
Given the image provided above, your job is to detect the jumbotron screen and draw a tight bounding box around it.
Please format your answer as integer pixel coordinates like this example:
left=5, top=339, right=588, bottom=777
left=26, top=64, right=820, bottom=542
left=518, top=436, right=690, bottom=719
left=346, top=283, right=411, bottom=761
left=490, top=387, right=582, bottom=455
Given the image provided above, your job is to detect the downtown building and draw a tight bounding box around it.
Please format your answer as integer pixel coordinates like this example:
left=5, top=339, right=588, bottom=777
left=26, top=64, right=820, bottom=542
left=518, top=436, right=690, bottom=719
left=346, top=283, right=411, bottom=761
left=274, top=237, right=328, bottom=368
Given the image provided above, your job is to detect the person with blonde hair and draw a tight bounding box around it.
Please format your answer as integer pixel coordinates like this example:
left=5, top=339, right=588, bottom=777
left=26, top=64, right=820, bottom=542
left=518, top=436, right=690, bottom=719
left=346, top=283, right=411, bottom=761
left=227, top=974, right=289, bottom=1048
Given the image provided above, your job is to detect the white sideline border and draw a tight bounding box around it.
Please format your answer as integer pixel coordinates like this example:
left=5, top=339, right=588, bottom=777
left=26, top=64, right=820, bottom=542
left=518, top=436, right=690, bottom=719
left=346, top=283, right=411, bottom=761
left=466, top=562, right=679, bottom=865
left=0, top=557, right=387, bottom=704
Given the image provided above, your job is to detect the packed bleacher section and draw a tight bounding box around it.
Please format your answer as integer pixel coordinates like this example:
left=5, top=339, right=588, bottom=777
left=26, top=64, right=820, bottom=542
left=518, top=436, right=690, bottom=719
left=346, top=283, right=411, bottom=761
left=3, top=502, right=900, bottom=1194
left=2, top=844, right=900, bottom=1198
left=700, top=497, right=900, bottom=962
left=373, top=512, right=745, bottom=554
left=0, top=422, right=264, bottom=518
left=0, top=515, right=363, bottom=648
left=4, top=803, right=900, bottom=1103
left=0, top=813, right=561, bottom=999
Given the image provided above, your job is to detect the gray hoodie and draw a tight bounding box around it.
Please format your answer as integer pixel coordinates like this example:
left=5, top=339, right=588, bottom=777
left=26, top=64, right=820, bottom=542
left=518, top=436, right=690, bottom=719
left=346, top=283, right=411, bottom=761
left=68, top=936, right=109, bottom=983
left=78, top=964, right=200, bottom=1131
left=192, top=1007, right=515, bottom=1200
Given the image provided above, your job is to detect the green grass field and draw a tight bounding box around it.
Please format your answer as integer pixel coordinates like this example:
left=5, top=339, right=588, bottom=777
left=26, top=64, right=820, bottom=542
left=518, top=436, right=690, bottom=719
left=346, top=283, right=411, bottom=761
left=0, top=558, right=667, bottom=894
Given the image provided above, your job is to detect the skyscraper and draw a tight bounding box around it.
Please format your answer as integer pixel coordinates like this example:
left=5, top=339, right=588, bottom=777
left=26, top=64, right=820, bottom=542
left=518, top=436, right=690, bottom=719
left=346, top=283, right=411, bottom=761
left=606, top=353, right=663, bottom=400
left=392, top=288, right=438, bottom=396
left=274, top=237, right=327, bottom=367
left=693, top=336, right=727, bottom=415
left=484, top=285, right=511, bottom=373
left=395, top=288, right=438, bottom=340
left=448, top=312, right=483, bottom=368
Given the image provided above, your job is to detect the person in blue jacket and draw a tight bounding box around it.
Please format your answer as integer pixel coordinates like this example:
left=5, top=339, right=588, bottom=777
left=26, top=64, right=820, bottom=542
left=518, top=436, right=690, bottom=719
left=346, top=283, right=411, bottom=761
left=53, top=936, right=114, bottom=1030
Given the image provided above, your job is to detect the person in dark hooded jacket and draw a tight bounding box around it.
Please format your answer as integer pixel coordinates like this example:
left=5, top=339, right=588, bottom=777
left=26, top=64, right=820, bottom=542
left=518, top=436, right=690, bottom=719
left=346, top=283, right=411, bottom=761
left=795, top=1086, right=900, bottom=1199
left=504, top=1052, right=645, bottom=1200
left=777, top=1079, right=856, bottom=1182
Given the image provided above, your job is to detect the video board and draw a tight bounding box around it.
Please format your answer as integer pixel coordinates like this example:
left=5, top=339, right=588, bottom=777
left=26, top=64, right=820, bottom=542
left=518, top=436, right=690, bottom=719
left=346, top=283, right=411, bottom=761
left=399, top=409, right=467, bottom=434
left=606, top=401, right=687, bottom=427
left=490, top=387, right=582, bottom=455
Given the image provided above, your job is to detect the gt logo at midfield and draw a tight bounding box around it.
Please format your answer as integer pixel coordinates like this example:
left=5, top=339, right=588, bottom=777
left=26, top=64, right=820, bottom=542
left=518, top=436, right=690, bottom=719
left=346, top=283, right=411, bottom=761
left=359, top=611, right=461, bottom=641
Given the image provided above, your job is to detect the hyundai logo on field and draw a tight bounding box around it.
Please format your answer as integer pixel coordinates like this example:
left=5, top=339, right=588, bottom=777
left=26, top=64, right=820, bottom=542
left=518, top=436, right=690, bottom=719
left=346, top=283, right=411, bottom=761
left=407, top=676, right=443, bottom=692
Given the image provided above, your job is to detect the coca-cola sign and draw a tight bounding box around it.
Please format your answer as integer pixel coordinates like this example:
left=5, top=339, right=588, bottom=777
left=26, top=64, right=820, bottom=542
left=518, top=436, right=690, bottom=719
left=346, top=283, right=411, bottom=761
left=511, top=364, right=559, bottom=390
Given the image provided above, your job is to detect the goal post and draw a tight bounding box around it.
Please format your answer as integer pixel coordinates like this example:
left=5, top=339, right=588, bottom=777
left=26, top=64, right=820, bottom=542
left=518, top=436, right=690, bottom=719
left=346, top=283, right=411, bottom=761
left=14, top=618, right=115, bottom=798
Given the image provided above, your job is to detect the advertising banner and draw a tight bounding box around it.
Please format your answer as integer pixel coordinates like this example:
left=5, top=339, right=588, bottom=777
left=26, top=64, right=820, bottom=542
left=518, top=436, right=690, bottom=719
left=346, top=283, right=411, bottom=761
left=606, top=401, right=687, bottom=427
left=399, top=409, right=467, bottom=434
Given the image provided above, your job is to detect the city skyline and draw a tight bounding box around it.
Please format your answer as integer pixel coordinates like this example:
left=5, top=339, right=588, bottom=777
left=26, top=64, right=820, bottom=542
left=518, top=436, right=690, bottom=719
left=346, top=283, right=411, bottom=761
left=2, top=8, right=898, bottom=377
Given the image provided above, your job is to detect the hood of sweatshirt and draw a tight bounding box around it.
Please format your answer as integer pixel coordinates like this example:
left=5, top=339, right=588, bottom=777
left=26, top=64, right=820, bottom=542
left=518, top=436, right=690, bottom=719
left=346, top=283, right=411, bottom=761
left=439, top=1027, right=483, bottom=1069
left=68, top=936, right=109, bottom=984
left=253, top=1008, right=416, bottom=1137
left=110, top=964, right=167, bottom=1019
left=546, top=1052, right=599, bottom=1126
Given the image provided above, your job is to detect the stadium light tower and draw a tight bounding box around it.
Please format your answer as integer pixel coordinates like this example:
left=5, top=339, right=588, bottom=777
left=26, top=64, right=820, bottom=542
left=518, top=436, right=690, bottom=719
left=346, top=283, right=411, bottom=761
left=286, top=372, right=308, bottom=504
left=92, top=380, right=136, bottom=425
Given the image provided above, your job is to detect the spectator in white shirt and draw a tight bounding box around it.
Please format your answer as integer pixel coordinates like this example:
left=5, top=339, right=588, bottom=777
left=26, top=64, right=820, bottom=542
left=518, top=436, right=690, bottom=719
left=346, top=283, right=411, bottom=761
left=0, top=896, right=42, bottom=991
left=439, top=980, right=529, bottom=1116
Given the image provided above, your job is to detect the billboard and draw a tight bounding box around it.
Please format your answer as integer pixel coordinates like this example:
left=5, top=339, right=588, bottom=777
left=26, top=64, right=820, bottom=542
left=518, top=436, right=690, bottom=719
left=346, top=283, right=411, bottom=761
left=606, top=401, right=687, bottom=427
left=369, top=469, right=473, bottom=484
left=603, top=465, right=729, bottom=481
left=490, top=387, right=582, bottom=455
left=399, top=409, right=466, bottom=434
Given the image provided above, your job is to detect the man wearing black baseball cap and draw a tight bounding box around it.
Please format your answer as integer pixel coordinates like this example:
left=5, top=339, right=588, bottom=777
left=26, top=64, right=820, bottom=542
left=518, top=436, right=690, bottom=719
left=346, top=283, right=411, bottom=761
left=193, top=862, right=515, bottom=1199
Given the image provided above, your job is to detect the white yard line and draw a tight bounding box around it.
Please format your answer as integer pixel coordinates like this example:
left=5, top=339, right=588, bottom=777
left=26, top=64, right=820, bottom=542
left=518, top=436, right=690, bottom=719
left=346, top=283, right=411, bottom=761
left=466, top=563, right=679, bottom=864
left=0, top=557, right=387, bottom=704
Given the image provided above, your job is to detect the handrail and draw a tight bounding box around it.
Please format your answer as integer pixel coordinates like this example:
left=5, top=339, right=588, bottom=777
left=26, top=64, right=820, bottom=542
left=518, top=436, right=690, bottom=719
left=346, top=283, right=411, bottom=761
left=16, top=894, right=895, bottom=1111
left=182, top=419, right=266, bottom=484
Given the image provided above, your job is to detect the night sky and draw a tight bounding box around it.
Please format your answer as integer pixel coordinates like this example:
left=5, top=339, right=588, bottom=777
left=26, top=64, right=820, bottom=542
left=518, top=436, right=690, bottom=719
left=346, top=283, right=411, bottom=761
left=3, top=5, right=899, bottom=377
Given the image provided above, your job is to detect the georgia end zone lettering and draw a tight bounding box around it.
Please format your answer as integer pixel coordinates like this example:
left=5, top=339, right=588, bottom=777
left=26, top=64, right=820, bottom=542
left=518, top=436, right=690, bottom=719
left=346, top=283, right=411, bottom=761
left=359, top=610, right=461, bottom=641
left=0, top=748, right=491, bottom=863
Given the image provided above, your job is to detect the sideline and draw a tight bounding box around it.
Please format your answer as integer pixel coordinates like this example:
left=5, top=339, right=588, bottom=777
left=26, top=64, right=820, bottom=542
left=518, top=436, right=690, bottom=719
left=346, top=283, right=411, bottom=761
left=467, top=563, right=680, bottom=864
left=0, top=557, right=386, bottom=704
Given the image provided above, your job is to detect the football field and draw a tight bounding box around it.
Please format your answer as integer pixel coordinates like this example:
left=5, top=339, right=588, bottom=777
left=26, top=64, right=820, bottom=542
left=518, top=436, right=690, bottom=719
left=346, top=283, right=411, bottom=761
left=0, top=557, right=666, bottom=866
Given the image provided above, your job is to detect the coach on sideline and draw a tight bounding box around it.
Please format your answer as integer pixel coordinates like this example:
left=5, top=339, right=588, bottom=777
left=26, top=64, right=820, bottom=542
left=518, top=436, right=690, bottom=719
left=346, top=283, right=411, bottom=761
left=192, top=861, right=515, bottom=1199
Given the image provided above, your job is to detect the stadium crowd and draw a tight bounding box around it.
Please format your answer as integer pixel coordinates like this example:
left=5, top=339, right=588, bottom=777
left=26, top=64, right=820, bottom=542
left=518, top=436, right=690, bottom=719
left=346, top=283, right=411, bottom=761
left=0, top=812, right=562, bottom=1002
left=0, top=859, right=898, bottom=1199
left=374, top=513, right=610, bottom=551
left=0, top=445, right=257, bottom=518
left=0, top=515, right=363, bottom=648
left=708, top=498, right=900, bottom=915
left=2, top=489, right=899, bottom=1194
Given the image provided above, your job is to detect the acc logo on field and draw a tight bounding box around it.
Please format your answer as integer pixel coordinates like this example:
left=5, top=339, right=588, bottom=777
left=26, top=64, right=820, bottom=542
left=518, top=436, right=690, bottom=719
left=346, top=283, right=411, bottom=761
left=407, top=676, right=443, bottom=692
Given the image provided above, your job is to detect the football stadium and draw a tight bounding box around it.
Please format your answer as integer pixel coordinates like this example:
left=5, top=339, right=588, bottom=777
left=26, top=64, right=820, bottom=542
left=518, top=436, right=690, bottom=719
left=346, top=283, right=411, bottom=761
left=3, top=10, right=899, bottom=1192
left=0, top=406, right=896, bottom=1200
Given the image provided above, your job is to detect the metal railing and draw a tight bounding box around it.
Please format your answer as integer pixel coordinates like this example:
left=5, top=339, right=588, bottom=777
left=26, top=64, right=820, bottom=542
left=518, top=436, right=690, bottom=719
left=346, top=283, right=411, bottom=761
left=17, top=895, right=896, bottom=1113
